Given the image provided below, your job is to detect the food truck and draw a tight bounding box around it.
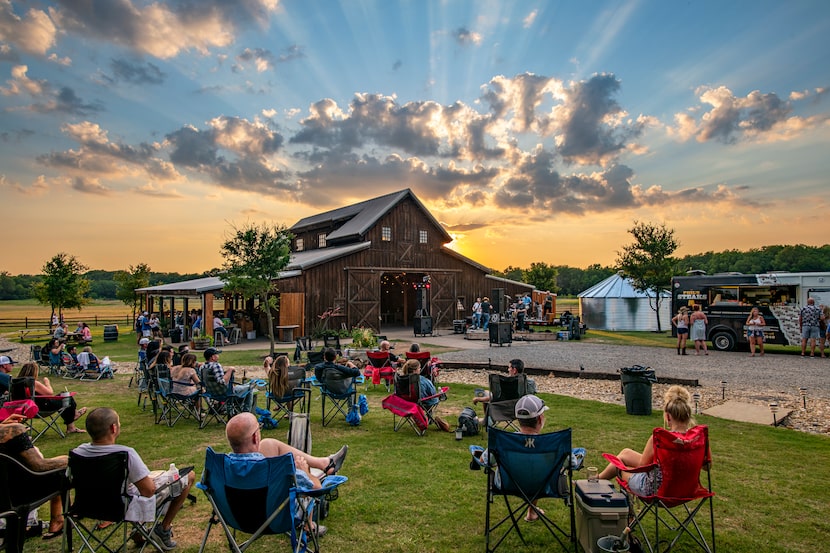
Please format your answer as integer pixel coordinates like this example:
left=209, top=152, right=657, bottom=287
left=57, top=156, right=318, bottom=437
left=671, top=271, right=830, bottom=351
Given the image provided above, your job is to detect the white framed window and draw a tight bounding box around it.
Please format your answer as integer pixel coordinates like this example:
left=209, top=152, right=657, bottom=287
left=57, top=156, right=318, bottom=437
left=296, top=238, right=304, bottom=251
left=419, top=230, right=428, bottom=244
left=318, top=233, right=327, bottom=248
left=382, top=227, right=392, bottom=241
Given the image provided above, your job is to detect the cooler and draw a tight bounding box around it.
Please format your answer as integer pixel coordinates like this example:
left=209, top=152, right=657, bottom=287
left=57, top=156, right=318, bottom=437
left=575, top=479, right=628, bottom=553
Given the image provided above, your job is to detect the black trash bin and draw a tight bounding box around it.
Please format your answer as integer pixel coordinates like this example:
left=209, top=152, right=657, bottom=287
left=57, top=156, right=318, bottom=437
left=620, top=365, right=656, bottom=415
left=103, top=324, right=118, bottom=342
left=169, top=328, right=182, bottom=343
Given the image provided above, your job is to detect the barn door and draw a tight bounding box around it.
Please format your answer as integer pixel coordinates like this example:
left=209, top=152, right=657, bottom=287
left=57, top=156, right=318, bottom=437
left=428, top=272, right=456, bottom=329
left=279, top=292, right=305, bottom=336
left=347, top=269, right=381, bottom=331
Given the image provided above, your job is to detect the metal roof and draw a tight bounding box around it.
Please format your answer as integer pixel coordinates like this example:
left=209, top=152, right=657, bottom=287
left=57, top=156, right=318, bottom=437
left=289, top=189, right=452, bottom=243
left=578, top=273, right=670, bottom=298
left=136, top=276, right=225, bottom=296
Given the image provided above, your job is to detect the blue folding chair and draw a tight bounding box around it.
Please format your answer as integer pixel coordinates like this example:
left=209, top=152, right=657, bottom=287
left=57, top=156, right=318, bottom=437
left=197, top=447, right=347, bottom=553
left=481, top=427, right=575, bottom=552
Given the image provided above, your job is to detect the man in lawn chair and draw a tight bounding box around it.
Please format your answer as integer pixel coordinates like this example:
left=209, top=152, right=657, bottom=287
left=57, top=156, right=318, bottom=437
left=223, top=413, right=349, bottom=537
left=72, top=407, right=195, bottom=550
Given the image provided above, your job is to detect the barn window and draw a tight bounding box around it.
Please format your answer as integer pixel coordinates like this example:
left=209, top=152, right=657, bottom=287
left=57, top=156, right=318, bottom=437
left=296, top=238, right=304, bottom=251
left=318, top=233, right=327, bottom=248
left=382, top=227, right=392, bottom=241
left=419, top=230, right=428, bottom=244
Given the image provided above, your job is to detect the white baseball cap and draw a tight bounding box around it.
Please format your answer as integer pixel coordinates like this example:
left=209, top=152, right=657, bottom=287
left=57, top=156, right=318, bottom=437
left=515, top=395, right=549, bottom=419
left=0, top=355, right=16, bottom=365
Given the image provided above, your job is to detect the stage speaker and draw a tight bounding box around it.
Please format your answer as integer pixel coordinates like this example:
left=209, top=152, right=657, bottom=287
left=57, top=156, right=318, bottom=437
left=415, top=287, right=430, bottom=316
left=491, top=288, right=505, bottom=314
left=414, top=316, right=433, bottom=336
left=489, top=321, right=512, bottom=346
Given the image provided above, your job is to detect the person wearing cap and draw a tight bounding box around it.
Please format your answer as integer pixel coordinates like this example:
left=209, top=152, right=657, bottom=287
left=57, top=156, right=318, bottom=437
left=475, top=394, right=549, bottom=522
left=203, top=347, right=255, bottom=412
left=0, top=354, right=16, bottom=393
left=140, top=311, right=152, bottom=338
left=138, top=337, right=150, bottom=363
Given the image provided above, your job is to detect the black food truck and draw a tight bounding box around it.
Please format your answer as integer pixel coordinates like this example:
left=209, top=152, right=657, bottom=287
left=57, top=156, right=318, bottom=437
left=671, top=272, right=830, bottom=351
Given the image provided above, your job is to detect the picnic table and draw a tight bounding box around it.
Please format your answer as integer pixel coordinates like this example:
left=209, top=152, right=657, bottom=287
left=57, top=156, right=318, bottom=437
left=275, top=325, right=299, bottom=343
left=17, top=328, right=53, bottom=342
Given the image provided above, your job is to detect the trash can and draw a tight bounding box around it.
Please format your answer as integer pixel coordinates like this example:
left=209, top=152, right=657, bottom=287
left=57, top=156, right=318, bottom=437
left=620, top=365, right=656, bottom=415
left=169, top=327, right=182, bottom=343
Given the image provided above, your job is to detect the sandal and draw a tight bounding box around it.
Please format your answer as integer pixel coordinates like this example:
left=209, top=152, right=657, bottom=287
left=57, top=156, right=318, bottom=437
left=43, top=524, right=64, bottom=540
left=325, top=445, right=348, bottom=475
left=74, top=407, right=88, bottom=421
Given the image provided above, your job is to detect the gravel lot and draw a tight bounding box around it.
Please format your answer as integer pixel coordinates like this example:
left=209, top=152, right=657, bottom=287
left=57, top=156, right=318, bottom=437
left=434, top=340, right=830, bottom=436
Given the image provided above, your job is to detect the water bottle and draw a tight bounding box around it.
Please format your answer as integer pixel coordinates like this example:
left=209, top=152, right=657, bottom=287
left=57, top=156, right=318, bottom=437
left=169, top=463, right=181, bottom=497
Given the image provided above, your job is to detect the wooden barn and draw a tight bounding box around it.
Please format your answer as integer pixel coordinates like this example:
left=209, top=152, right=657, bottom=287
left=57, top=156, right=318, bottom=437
left=137, top=189, right=532, bottom=339
left=276, top=189, right=532, bottom=336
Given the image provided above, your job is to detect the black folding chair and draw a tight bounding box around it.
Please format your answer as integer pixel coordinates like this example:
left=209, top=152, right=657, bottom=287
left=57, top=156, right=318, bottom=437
left=0, top=453, right=66, bottom=553
left=484, top=373, right=527, bottom=431
left=319, top=369, right=357, bottom=427
left=266, top=366, right=311, bottom=425
left=9, top=377, right=72, bottom=442
left=63, top=451, right=168, bottom=553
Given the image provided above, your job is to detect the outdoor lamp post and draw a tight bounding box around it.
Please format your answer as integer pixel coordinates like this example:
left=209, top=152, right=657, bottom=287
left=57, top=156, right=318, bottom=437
left=799, top=387, right=808, bottom=410
left=692, top=391, right=701, bottom=414
left=720, top=380, right=727, bottom=400
left=769, top=402, right=780, bottom=426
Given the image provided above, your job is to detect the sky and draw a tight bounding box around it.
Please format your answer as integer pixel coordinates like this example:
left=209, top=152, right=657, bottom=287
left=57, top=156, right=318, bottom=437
left=1, top=0, right=829, bottom=276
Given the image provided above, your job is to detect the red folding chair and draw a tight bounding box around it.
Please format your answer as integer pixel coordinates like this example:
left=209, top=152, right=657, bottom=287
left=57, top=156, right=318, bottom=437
left=364, top=351, right=396, bottom=392
left=404, top=351, right=439, bottom=382
left=381, top=373, right=448, bottom=436
left=603, top=425, right=715, bottom=553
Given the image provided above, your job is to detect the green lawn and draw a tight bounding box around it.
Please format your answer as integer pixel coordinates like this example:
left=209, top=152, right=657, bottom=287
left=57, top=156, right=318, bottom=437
left=18, top=369, right=829, bottom=553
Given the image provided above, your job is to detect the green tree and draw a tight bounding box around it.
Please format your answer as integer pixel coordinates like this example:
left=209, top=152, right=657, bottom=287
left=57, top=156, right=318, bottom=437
left=221, top=222, right=293, bottom=355
left=616, top=221, right=679, bottom=332
left=115, top=263, right=152, bottom=328
left=523, top=262, right=558, bottom=293
left=32, top=253, right=91, bottom=321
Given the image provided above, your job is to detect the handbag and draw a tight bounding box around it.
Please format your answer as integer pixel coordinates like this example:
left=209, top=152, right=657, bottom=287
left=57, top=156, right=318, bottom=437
left=0, top=399, right=39, bottom=421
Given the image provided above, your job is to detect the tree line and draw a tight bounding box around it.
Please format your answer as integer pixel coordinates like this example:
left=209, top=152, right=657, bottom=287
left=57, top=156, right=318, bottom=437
left=493, top=243, right=830, bottom=296
left=2, top=243, right=828, bottom=304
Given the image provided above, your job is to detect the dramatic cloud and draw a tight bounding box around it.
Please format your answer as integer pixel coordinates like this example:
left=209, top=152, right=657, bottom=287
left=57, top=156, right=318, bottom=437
left=0, top=64, right=46, bottom=96
left=166, top=116, right=289, bottom=192
left=51, top=0, right=280, bottom=59
left=107, top=58, right=166, bottom=85
left=37, top=121, right=179, bottom=182
left=670, top=85, right=828, bottom=144
left=1, top=65, right=102, bottom=115
left=70, top=175, right=110, bottom=195
left=0, top=0, right=57, bottom=56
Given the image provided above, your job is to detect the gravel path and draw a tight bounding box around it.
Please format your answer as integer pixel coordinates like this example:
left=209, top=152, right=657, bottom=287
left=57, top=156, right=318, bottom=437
left=433, top=340, right=830, bottom=435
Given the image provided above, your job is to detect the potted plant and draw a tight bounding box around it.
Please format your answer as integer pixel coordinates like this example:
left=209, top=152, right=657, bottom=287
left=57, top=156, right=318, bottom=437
left=193, top=334, right=213, bottom=350
left=348, top=326, right=376, bottom=355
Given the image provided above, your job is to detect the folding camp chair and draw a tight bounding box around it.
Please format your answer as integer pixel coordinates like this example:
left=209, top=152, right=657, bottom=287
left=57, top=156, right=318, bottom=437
left=0, top=453, right=67, bottom=553
left=381, top=374, right=449, bottom=436
left=404, top=351, right=439, bottom=382
left=322, top=335, right=341, bottom=355
left=197, top=447, right=348, bottom=553
left=266, top=366, right=311, bottom=425
left=602, top=425, right=715, bottom=553
left=77, top=353, right=115, bottom=381
left=479, top=427, right=575, bottom=553
left=199, top=366, right=252, bottom=429
left=484, top=373, right=527, bottom=431
left=135, top=359, right=158, bottom=414
left=318, top=368, right=358, bottom=427
left=155, top=365, right=202, bottom=427
left=63, top=451, right=169, bottom=553
left=293, top=337, right=314, bottom=364
left=9, top=377, right=73, bottom=442
left=364, top=351, right=396, bottom=392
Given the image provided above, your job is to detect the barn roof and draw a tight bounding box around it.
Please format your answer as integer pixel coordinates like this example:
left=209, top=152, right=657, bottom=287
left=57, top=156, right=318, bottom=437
left=578, top=273, right=670, bottom=299
left=289, top=189, right=453, bottom=243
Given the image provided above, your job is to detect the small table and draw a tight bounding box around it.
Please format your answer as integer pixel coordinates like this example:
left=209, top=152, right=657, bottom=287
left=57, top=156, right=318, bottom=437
left=275, top=325, right=299, bottom=343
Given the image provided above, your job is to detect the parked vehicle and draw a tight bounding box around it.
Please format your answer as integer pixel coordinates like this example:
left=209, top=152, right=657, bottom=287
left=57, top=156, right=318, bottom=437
left=671, top=271, right=830, bottom=351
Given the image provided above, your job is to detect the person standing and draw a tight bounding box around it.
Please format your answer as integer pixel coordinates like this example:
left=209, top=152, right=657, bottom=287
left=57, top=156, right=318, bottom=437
left=799, top=298, right=824, bottom=358
left=689, top=305, right=708, bottom=356
left=480, top=297, right=492, bottom=331
left=472, top=297, right=482, bottom=330
left=672, top=307, right=690, bottom=355
left=745, top=307, right=766, bottom=357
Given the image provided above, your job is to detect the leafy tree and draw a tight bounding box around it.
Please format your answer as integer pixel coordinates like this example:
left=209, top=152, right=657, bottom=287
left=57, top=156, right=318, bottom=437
left=523, top=262, right=558, bottom=293
left=32, top=253, right=91, bottom=321
left=114, top=264, right=151, bottom=326
left=616, top=221, right=679, bottom=332
left=221, top=223, right=293, bottom=355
